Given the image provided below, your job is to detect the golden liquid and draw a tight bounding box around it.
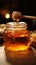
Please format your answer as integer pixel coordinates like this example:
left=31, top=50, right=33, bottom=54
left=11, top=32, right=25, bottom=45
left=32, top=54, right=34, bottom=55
left=4, top=30, right=30, bottom=51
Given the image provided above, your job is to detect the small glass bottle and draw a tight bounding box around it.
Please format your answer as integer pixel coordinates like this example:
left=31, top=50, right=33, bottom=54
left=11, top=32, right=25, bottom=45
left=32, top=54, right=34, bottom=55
left=4, top=22, right=30, bottom=51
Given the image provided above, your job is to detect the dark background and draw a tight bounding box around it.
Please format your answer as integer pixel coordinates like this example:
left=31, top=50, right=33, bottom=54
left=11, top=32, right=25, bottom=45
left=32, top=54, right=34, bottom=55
left=0, top=0, right=36, bottom=30
left=0, top=0, right=36, bottom=16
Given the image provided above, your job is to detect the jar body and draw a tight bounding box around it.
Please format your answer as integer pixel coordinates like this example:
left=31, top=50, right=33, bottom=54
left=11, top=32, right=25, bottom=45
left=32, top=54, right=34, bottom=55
left=4, top=22, right=30, bottom=51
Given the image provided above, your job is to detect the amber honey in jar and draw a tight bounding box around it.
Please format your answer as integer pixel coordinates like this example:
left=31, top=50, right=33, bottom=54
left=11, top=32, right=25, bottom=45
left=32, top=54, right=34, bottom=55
left=4, top=22, right=30, bottom=51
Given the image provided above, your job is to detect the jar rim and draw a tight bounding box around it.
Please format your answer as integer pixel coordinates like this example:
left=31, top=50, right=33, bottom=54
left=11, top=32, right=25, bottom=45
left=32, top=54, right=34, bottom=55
left=6, top=22, right=27, bottom=28
left=6, top=22, right=27, bottom=31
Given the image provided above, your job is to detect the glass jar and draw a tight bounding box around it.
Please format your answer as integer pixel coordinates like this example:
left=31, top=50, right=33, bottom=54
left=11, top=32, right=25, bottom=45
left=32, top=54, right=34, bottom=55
left=4, top=22, right=30, bottom=51
left=30, top=31, right=36, bottom=48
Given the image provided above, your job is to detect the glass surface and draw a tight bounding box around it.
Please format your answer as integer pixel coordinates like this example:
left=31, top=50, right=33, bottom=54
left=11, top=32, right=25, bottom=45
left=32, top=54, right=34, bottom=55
left=4, top=22, right=30, bottom=51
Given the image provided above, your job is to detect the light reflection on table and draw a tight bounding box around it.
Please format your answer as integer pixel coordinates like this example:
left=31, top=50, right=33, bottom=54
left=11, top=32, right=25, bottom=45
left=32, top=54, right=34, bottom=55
left=0, top=46, right=12, bottom=65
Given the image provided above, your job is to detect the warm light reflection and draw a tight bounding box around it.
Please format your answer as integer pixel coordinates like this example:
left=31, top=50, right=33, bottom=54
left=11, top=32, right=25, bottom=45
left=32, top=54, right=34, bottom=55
left=5, top=13, right=10, bottom=19
left=5, top=44, right=29, bottom=51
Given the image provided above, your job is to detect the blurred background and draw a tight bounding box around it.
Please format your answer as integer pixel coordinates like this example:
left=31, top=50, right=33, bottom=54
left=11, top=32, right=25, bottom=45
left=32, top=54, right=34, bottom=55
left=0, top=0, right=36, bottom=30
left=0, top=0, right=36, bottom=15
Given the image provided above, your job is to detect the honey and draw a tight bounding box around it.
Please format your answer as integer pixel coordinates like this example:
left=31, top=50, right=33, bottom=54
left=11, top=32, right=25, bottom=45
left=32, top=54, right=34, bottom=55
left=4, top=22, right=30, bottom=51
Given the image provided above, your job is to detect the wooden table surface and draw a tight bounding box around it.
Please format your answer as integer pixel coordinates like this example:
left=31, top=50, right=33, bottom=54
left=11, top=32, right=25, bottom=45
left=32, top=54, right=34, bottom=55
left=0, top=46, right=12, bottom=65
left=0, top=46, right=36, bottom=65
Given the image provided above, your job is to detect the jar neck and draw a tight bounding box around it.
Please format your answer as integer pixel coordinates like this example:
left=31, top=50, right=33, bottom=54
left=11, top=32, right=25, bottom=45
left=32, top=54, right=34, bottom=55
left=6, top=22, right=27, bottom=30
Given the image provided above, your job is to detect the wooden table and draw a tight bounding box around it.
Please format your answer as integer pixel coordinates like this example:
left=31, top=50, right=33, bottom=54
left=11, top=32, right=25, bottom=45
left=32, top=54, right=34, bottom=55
left=0, top=46, right=36, bottom=65
left=0, top=46, right=12, bottom=65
